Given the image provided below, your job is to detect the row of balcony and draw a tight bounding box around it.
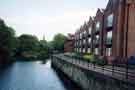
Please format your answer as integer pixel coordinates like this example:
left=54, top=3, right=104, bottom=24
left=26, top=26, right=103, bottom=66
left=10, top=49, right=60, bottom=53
left=75, top=37, right=112, bottom=48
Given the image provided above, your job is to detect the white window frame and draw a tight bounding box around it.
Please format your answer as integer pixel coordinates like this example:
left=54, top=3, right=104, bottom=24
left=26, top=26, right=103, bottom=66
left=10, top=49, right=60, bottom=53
left=106, top=48, right=112, bottom=56
left=83, top=48, right=85, bottom=53
left=96, top=22, right=100, bottom=31
left=88, top=48, right=91, bottom=53
left=89, top=27, right=92, bottom=34
left=95, top=48, right=99, bottom=55
left=107, top=31, right=112, bottom=38
left=88, top=38, right=91, bottom=43
left=107, top=14, right=114, bottom=27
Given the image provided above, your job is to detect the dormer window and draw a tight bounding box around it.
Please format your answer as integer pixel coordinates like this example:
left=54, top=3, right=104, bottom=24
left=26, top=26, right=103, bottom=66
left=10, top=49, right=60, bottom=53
left=107, top=14, right=114, bottom=27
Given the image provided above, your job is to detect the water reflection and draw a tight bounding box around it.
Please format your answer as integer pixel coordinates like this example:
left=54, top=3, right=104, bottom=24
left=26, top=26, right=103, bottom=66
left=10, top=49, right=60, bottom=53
left=0, top=60, right=81, bottom=90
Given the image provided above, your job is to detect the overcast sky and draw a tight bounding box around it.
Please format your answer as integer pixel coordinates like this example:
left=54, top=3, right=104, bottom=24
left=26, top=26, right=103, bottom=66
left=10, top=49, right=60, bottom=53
left=0, top=0, right=108, bottom=41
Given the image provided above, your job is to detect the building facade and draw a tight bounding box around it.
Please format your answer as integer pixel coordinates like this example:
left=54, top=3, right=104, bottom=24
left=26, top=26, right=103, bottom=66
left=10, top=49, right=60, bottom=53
left=93, top=9, right=104, bottom=56
left=103, top=0, right=135, bottom=64
left=72, top=0, right=135, bottom=64
left=64, top=34, right=75, bottom=53
left=74, top=17, right=94, bottom=55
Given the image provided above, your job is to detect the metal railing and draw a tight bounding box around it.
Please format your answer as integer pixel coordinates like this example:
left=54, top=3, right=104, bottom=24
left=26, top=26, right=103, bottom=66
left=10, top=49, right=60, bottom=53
left=52, top=54, right=135, bottom=84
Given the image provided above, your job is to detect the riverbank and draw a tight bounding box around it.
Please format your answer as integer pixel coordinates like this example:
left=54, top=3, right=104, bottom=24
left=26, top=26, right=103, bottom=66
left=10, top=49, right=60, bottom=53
left=51, top=62, right=83, bottom=90
left=52, top=55, right=135, bottom=90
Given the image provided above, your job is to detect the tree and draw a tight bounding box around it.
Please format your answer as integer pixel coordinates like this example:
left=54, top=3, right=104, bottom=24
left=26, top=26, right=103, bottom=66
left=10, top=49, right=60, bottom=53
left=18, top=34, right=39, bottom=51
left=37, top=40, right=49, bottom=60
left=52, top=33, right=67, bottom=52
left=0, top=19, right=16, bottom=64
left=17, top=34, right=39, bottom=60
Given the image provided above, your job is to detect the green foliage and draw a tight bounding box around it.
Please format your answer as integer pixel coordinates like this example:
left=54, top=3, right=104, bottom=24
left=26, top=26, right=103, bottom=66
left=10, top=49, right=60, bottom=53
left=17, top=34, right=50, bottom=61
left=96, top=57, right=108, bottom=66
left=52, top=33, right=67, bottom=52
left=83, top=54, right=96, bottom=64
left=18, top=34, right=39, bottom=51
left=0, top=19, right=16, bottom=64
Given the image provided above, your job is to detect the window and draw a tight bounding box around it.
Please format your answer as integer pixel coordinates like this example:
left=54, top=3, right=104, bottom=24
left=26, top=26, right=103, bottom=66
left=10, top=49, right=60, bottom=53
left=80, top=48, right=81, bottom=52
left=77, top=35, right=79, bottom=39
left=95, top=48, right=99, bottom=55
left=96, top=35, right=99, bottom=40
left=83, top=48, right=85, bottom=53
left=107, top=31, right=112, bottom=38
left=83, top=31, right=86, bottom=35
left=106, top=48, right=112, bottom=56
left=83, top=39, right=86, bottom=44
left=80, top=41, right=81, bottom=45
left=96, top=22, right=100, bottom=31
left=88, top=38, right=91, bottom=43
left=107, top=14, right=114, bottom=27
left=89, top=27, right=92, bottom=34
left=79, top=33, right=81, bottom=39
left=74, top=48, right=76, bottom=52
left=88, top=48, right=91, bottom=53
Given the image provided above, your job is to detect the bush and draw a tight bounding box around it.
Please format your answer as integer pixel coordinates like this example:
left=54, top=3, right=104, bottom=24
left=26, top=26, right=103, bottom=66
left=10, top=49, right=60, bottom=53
left=74, top=53, right=81, bottom=59
left=96, top=56, right=108, bottom=66
left=83, top=54, right=96, bottom=63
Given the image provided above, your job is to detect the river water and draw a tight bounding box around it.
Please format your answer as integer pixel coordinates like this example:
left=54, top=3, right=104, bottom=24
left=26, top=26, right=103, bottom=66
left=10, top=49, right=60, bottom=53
left=0, top=60, right=80, bottom=90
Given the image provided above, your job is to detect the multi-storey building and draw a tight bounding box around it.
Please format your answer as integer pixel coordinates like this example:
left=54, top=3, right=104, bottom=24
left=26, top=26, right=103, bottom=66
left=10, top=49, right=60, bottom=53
left=74, top=17, right=94, bottom=55
left=87, top=17, right=94, bottom=54
left=64, top=34, right=75, bottom=53
left=93, top=9, right=104, bottom=56
left=73, top=0, right=135, bottom=64
left=103, top=0, right=135, bottom=64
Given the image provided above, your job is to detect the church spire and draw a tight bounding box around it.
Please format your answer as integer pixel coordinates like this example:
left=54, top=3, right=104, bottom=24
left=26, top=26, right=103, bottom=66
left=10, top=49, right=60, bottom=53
left=43, top=34, right=45, bottom=40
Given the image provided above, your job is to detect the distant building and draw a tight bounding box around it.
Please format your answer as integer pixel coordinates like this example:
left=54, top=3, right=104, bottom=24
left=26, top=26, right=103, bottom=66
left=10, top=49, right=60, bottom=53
left=64, top=34, right=75, bottom=53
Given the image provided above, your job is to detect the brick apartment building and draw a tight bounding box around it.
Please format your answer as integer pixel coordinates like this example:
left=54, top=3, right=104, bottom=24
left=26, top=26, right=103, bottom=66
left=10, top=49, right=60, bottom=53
left=73, top=0, right=135, bottom=64
left=64, top=34, right=75, bottom=53
left=93, top=9, right=104, bottom=56
left=103, top=0, right=135, bottom=63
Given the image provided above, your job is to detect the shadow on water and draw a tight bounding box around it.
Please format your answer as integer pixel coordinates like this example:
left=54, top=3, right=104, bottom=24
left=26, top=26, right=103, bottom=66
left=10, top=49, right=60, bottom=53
left=51, top=63, right=83, bottom=90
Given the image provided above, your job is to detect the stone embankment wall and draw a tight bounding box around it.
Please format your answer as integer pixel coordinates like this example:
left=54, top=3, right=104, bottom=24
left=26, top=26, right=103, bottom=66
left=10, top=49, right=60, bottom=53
left=51, top=57, right=134, bottom=90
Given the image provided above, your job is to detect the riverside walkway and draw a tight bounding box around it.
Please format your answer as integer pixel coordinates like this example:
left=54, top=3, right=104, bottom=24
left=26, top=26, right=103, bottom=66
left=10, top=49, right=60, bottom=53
left=52, top=54, right=135, bottom=85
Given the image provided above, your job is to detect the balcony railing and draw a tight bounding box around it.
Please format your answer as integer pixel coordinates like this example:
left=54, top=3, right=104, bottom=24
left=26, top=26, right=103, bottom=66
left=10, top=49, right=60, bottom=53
left=106, top=38, right=112, bottom=45
left=94, top=29, right=100, bottom=34
left=94, top=39, right=100, bottom=45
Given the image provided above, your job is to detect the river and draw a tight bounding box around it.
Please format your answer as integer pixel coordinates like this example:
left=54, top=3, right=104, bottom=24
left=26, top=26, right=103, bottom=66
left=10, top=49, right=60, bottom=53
left=0, top=60, right=81, bottom=90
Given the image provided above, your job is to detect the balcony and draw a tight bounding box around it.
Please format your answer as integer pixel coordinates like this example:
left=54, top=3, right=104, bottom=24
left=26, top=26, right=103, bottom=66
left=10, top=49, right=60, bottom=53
left=94, top=29, right=100, bottom=35
left=94, top=39, right=100, bottom=46
left=106, top=38, right=112, bottom=46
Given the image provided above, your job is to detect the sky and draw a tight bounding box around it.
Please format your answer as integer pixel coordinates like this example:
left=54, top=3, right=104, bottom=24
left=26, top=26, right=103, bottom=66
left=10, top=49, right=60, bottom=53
left=0, top=0, right=108, bottom=41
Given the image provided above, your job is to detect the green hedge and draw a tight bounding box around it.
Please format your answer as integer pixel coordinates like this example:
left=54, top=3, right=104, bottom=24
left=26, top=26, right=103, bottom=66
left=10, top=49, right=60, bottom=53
left=83, top=54, right=108, bottom=66
left=83, top=54, right=96, bottom=64
left=96, top=57, right=108, bottom=66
